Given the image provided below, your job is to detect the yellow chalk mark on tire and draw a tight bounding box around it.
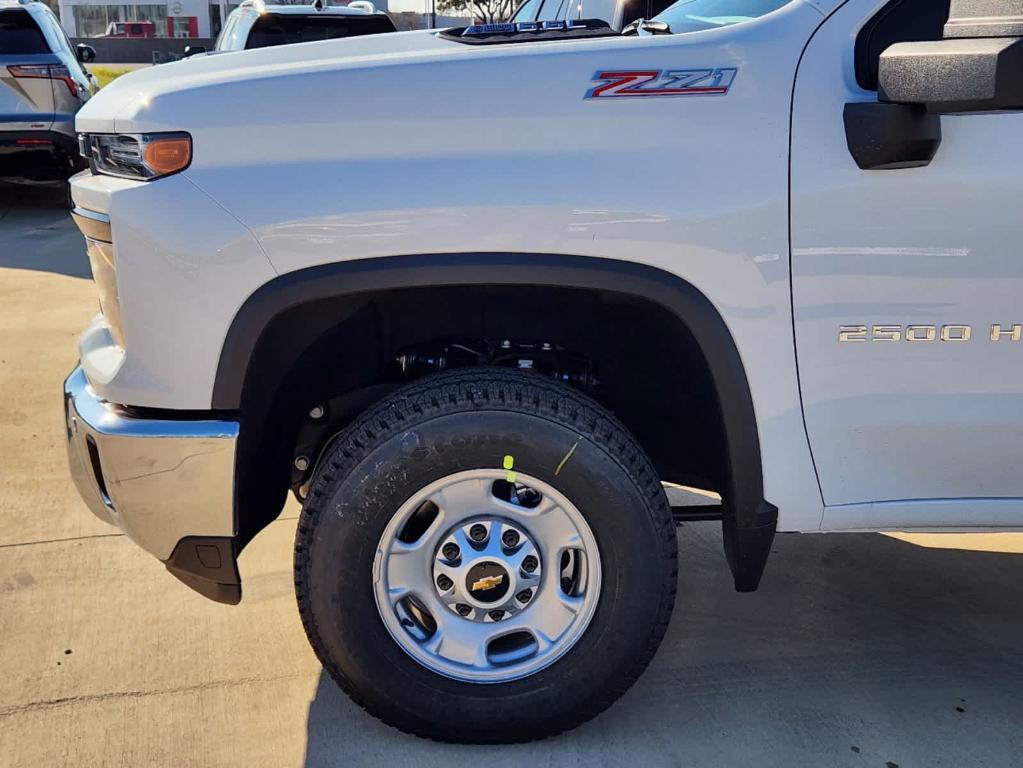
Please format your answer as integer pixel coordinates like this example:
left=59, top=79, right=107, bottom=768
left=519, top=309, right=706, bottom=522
left=554, top=440, right=580, bottom=476
left=503, top=454, right=516, bottom=483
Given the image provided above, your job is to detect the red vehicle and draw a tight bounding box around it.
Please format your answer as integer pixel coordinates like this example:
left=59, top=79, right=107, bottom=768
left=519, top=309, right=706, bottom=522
left=103, top=20, right=156, bottom=38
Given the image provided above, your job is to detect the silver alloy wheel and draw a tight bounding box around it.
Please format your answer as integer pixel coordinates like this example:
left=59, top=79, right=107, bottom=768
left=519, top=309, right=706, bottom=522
left=372, top=469, right=602, bottom=683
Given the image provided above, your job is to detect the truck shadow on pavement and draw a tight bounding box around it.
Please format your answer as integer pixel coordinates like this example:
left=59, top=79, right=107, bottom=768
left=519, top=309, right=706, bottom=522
left=301, top=524, right=1023, bottom=768
left=0, top=183, right=90, bottom=279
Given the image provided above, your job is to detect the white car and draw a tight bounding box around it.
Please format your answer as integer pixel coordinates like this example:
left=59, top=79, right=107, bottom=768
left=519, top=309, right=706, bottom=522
left=214, top=0, right=395, bottom=52
left=65, top=0, right=1023, bottom=744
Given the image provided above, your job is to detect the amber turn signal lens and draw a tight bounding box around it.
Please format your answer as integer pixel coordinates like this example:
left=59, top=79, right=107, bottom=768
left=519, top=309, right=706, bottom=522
left=143, top=137, right=191, bottom=176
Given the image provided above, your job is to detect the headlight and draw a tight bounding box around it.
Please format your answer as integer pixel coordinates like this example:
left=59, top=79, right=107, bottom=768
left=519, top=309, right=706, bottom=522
left=80, top=133, right=192, bottom=180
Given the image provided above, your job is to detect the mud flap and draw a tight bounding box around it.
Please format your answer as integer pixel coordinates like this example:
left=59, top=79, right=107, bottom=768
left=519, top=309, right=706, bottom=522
left=723, top=500, right=778, bottom=593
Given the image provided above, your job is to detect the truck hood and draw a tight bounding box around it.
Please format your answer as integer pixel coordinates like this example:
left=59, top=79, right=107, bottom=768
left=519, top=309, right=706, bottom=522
left=76, top=1, right=835, bottom=135
left=76, top=29, right=466, bottom=133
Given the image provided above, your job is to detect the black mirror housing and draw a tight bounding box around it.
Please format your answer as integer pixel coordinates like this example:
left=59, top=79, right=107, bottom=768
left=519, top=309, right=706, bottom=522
left=183, top=45, right=207, bottom=58
left=879, top=37, right=1023, bottom=114
left=76, top=43, right=97, bottom=63
left=843, top=102, right=942, bottom=170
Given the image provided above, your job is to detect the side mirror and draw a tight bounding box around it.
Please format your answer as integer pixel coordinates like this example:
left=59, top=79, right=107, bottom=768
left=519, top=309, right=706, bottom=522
left=879, top=37, right=1023, bottom=114
left=183, top=45, right=207, bottom=58
left=76, top=44, right=96, bottom=63
left=844, top=35, right=1023, bottom=171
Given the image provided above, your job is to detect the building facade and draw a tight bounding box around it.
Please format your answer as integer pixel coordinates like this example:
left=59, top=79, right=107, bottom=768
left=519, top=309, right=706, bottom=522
left=57, top=0, right=389, bottom=39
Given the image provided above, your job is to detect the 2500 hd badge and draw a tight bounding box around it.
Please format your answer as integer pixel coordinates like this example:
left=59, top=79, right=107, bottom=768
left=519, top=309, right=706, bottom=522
left=839, top=324, right=1023, bottom=343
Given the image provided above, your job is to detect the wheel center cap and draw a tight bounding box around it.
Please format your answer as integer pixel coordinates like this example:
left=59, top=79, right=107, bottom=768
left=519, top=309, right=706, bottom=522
left=466, top=561, right=510, bottom=603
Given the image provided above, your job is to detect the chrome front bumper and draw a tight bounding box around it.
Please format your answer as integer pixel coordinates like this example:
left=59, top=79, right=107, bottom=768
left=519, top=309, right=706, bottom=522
left=63, top=366, right=243, bottom=603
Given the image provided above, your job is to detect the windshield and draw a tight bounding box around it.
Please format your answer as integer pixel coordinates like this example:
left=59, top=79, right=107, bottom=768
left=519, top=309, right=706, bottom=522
left=513, top=0, right=617, bottom=22
left=511, top=0, right=542, bottom=20
left=653, top=0, right=789, bottom=33
left=245, top=14, right=396, bottom=48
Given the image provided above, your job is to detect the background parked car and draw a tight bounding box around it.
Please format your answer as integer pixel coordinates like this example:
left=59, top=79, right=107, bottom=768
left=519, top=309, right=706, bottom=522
left=0, top=0, right=95, bottom=188
left=511, top=0, right=675, bottom=31
left=213, top=0, right=396, bottom=52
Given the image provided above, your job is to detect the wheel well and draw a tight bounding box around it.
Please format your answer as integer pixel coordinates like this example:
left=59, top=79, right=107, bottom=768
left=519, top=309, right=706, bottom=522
left=224, top=255, right=775, bottom=590
left=237, top=286, right=718, bottom=532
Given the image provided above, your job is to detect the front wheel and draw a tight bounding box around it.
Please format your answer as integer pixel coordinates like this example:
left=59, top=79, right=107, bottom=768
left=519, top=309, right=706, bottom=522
left=294, top=369, right=677, bottom=742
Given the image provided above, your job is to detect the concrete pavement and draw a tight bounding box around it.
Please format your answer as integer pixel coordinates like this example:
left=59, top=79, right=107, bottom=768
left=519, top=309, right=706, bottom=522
left=2, top=183, right=1022, bottom=767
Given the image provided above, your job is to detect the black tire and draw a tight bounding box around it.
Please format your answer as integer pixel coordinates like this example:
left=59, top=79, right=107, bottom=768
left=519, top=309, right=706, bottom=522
left=59, top=181, right=73, bottom=210
left=294, top=368, right=677, bottom=743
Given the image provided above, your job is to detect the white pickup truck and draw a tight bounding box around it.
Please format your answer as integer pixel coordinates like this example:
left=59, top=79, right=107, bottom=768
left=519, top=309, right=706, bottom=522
left=63, top=0, right=1023, bottom=743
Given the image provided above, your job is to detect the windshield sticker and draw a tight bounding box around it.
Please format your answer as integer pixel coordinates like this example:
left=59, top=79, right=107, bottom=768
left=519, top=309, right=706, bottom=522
left=585, top=68, right=737, bottom=99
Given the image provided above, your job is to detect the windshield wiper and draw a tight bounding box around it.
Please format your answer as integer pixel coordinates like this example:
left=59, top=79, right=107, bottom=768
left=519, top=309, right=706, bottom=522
left=621, top=18, right=671, bottom=36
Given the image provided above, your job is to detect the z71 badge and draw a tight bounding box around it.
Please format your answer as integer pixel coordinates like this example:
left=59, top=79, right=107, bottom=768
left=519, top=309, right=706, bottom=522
left=585, top=68, right=738, bottom=99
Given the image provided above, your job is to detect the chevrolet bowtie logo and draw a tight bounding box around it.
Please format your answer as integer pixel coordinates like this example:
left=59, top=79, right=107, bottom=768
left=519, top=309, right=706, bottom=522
left=471, top=574, right=505, bottom=592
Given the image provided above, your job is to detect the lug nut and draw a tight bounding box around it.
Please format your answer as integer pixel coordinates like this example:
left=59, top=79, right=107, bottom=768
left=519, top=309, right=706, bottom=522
left=516, top=589, right=533, bottom=603
left=456, top=604, right=472, bottom=617
left=469, top=524, right=488, bottom=542
left=501, top=529, right=519, bottom=548
left=308, top=404, right=325, bottom=420
left=442, top=543, right=460, bottom=561
left=293, top=455, right=310, bottom=471
left=488, top=610, right=505, bottom=621
left=436, top=574, right=453, bottom=591
left=522, top=555, right=538, bottom=573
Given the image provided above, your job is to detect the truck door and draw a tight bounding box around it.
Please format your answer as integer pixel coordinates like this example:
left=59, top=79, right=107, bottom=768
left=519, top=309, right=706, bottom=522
left=790, top=0, right=1023, bottom=528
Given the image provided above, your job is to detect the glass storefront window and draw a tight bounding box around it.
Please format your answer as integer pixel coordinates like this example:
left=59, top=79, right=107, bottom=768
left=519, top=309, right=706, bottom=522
left=210, top=4, right=221, bottom=37
left=169, top=16, right=191, bottom=36
left=73, top=4, right=169, bottom=37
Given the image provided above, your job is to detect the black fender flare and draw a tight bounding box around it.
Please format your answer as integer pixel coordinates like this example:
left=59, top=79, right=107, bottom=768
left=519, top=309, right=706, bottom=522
left=214, top=252, right=777, bottom=590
